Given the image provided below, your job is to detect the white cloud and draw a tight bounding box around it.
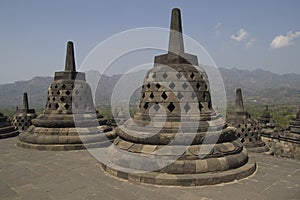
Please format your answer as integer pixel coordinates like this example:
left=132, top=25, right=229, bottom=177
left=231, top=28, right=248, bottom=42
left=270, top=31, right=300, bottom=49
left=246, top=38, right=256, bottom=48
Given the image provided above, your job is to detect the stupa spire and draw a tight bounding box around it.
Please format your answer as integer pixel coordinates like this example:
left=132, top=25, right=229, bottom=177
left=64, top=41, right=76, bottom=72
left=168, top=8, right=184, bottom=55
left=23, top=93, right=29, bottom=111
left=235, top=88, right=244, bottom=112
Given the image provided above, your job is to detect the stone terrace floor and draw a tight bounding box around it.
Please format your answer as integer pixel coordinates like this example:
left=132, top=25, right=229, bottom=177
left=1, top=137, right=300, bottom=200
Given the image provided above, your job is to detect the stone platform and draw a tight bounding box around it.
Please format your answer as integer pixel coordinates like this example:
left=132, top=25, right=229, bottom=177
left=1, top=137, right=299, bottom=200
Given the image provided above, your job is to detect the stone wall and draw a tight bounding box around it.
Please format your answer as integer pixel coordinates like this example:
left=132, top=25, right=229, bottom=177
left=261, top=136, right=300, bottom=160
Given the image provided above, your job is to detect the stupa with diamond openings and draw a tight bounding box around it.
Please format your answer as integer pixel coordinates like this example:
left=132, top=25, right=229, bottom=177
left=17, top=41, right=115, bottom=150
left=0, top=112, right=19, bottom=139
left=12, top=93, right=37, bottom=132
left=258, top=105, right=277, bottom=137
left=101, top=8, right=256, bottom=186
left=226, top=88, right=269, bottom=153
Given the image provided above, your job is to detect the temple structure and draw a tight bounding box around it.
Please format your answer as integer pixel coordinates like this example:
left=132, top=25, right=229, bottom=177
left=17, top=41, right=115, bottom=150
left=283, top=108, right=300, bottom=141
left=12, top=93, right=37, bottom=132
left=261, top=108, right=300, bottom=160
left=226, top=88, right=268, bottom=153
left=101, top=8, right=256, bottom=186
left=258, top=105, right=277, bottom=137
left=0, top=112, right=19, bottom=139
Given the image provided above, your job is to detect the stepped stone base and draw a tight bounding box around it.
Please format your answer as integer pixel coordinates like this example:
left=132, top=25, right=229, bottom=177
left=17, top=130, right=116, bottom=151
left=101, top=156, right=256, bottom=186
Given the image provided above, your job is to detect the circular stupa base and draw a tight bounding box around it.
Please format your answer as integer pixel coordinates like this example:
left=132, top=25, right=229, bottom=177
left=16, top=139, right=113, bottom=151
left=101, top=158, right=256, bottom=186
left=16, top=130, right=116, bottom=151
left=0, top=130, right=19, bottom=139
left=245, top=141, right=270, bottom=153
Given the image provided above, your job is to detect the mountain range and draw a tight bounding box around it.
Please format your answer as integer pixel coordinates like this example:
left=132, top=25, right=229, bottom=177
left=0, top=67, right=299, bottom=109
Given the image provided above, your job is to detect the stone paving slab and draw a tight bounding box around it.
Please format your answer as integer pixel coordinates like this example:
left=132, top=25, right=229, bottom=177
left=1, top=137, right=299, bottom=200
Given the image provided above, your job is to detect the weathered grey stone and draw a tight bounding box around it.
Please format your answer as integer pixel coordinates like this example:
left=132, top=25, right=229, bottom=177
left=17, top=41, right=116, bottom=150
left=226, top=88, right=269, bottom=153
left=102, top=8, right=256, bottom=186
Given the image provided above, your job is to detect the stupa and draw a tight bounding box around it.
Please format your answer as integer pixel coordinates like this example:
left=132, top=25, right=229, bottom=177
left=17, top=41, right=115, bottom=150
left=226, top=88, right=269, bottom=153
left=0, top=112, right=19, bottom=139
left=282, top=108, right=300, bottom=141
left=12, top=93, right=37, bottom=132
left=101, top=8, right=256, bottom=186
left=258, top=105, right=277, bottom=136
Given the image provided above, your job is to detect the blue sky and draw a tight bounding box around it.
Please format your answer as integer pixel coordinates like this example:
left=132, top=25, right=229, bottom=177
left=0, top=0, right=299, bottom=84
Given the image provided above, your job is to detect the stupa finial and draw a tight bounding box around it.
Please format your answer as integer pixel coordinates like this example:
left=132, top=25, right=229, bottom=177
left=235, top=88, right=244, bottom=112
left=168, top=8, right=184, bottom=55
left=64, top=41, right=76, bottom=72
left=23, top=93, right=29, bottom=111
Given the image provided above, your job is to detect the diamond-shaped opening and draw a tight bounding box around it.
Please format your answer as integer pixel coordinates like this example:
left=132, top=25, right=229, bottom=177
left=196, top=82, right=201, bottom=90
left=241, top=128, right=245, bottom=132
left=245, top=133, right=248, bottom=137
left=143, top=102, right=149, bottom=110
left=177, top=92, right=184, bottom=100
left=249, top=138, right=252, bottom=142
left=55, top=103, right=59, bottom=109
left=152, top=72, right=156, bottom=79
left=60, top=96, right=65, bottom=102
left=74, top=103, right=79, bottom=109
left=149, top=92, right=154, bottom=99
left=48, top=104, right=51, bottom=108
left=71, top=84, right=74, bottom=89
left=62, top=84, right=66, bottom=89
left=205, top=84, right=208, bottom=90
left=241, top=138, right=245, bottom=143
left=162, top=72, right=168, bottom=79
left=75, top=90, right=80, bottom=95
left=237, top=133, right=241, bottom=137
left=155, top=83, right=161, bottom=89
left=184, top=103, right=191, bottom=113
left=169, top=82, right=175, bottom=89
left=176, top=72, right=182, bottom=79
left=161, top=92, right=168, bottom=100
left=57, top=91, right=60, bottom=95
left=198, top=102, right=203, bottom=111
left=147, top=83, right=151, bottom=89
left=142, top=93, right=145, bottom=98
left=47, top=97, right=50, bottom=101
left=191, top=92, right=196, bottom=99
left=190, top=72, right=195, bottom=79
left=153, top=103, right=160, bottom=111
left=52, top=97, right=56, bottom=101
left=182, top=82, right=188, bottom=90
left=203, top=93, right=206, bottom=101
left=64, top=103, right=70, bottom=109
left=142, top=85, right=144, bottom=89
left=65, top=90, right=71, bottom=95
left=54, top=84, right=58, bottom=88
left=208, top=101, right=212, bottom=109
left=167, top=102, right=175, bottom=112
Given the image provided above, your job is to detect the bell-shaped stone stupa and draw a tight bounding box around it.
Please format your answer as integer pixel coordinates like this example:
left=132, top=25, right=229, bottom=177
left=12, top=93, right=37, bottom=132
left=258, top=105, right=277, bottom=136
left=283, top=108, right=300, bottom=141
left=227, top=88, right=269, bottom=153
left=17, top=41, right=115, bottom=150
left=0, top=112, right=19, bottom=139
left=101, top=8, right=256, bottom=186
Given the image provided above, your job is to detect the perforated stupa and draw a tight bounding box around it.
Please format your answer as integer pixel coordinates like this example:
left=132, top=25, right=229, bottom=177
left=17, top=41, right=115, bottom=150
left=101, top=8, right=256, bottom=186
